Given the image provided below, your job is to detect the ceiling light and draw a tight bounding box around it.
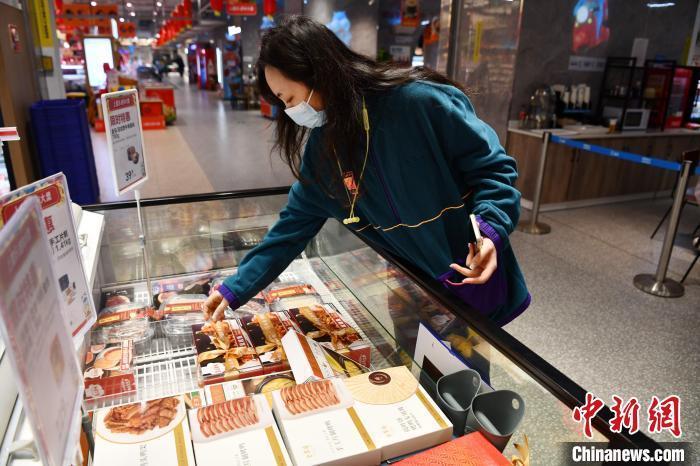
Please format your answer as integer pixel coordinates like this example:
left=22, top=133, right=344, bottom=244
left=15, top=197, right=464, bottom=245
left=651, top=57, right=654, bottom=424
left=646, top=2, right=675, bottom=7
left=156, top=1, right=162, bottom=6
left=129, top=11, right=136, bottom=16
left=90, top=1, right=97, bottom=6
left=119, top=17, right=125, bottom=22
left=126, top=2, right=133, bottom=7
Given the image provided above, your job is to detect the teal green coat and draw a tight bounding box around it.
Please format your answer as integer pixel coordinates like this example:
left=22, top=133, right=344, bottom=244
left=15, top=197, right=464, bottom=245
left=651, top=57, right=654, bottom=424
left=221, top=81, right=530, bottom=325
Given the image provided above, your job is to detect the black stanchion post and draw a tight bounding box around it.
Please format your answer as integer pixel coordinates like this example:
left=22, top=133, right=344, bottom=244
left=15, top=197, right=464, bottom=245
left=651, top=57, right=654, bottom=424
left=517, top=131, right=551, bottom=235
left=633, top=152, right=698, bottom=297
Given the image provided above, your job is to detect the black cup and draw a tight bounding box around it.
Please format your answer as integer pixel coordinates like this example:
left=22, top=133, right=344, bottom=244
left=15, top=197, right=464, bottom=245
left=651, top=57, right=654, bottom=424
left=435, top=369, right=483, bottom=436
left=464, top=390, right=525, bottom=452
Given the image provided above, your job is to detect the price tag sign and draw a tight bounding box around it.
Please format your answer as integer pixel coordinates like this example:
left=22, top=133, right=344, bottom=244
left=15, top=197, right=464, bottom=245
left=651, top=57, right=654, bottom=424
left=0, top=198, right=83, bottom=466
left=102, top=89, right=148, bottom=195
left=0, top=173, right=97, bottom=342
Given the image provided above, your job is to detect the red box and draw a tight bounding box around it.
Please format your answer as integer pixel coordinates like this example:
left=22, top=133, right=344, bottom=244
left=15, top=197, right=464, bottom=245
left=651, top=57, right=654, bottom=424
left=141, top=115, right=166, bottom=130
left=94, top=119, right=105, bottom=132
left=139, top=100, right=163, bottom=118
left=143, top=86, right=176, bottom=124
left=396, top=432, right=511, bottom=465
left=193, top=320, right=264, bottom=387
left=288, top=304, right=371, bottom=368
left=84, top=340, right=136, bottom=399
left=239, top=311, right=301, bottom=374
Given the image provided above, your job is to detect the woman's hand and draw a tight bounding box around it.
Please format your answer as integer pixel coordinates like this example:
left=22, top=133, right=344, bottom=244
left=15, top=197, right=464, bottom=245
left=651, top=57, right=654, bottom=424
left=449, top=239, right=497, bottom=284
left=202, top=290, right=229, bottom=322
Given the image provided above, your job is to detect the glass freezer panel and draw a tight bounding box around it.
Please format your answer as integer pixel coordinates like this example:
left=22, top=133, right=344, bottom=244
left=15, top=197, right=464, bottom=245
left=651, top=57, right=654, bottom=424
left=308, top=221, right=608, bottom=463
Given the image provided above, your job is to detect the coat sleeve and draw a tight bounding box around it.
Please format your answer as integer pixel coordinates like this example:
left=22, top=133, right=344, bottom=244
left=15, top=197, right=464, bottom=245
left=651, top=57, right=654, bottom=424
left=424, top=85, right=521, bottom=250
left=219, top=150, right=329, bottom=308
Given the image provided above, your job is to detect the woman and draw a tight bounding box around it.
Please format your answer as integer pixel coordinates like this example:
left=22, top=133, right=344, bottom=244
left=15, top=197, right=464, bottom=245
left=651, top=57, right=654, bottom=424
left=203, top=16, right=529, bottom=326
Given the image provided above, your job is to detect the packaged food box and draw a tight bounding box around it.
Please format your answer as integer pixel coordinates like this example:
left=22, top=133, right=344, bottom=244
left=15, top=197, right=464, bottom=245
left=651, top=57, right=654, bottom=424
left=239, top=311, right=300, bottom=374
left=343, top=366, right=453, bottom=461
left=263, top=282, right=322, bottom=311
left=84, top=340, right=135, bottom=400
left=204, top=372, right=296, bottom=405
left=160, top=294, right=206, bottom=347
left=188, top=394, right=292, bottom=465
left=101, top=289, right=133, bottom=309
left=271, top=379, right=381, bottom=466
left=92, top=395, right=196, bottom=466
left=94, top=304, right=154, bottom=353
left=193, top=320, right=264, bottom=387
left=288, top=304, right=371, bottom=367
left=282, top=330, right=368, bottom=384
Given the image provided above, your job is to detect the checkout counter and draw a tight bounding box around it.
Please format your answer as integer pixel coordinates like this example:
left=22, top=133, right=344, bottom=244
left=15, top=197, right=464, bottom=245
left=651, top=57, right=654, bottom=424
left=506, top=124, right=700, bottom=208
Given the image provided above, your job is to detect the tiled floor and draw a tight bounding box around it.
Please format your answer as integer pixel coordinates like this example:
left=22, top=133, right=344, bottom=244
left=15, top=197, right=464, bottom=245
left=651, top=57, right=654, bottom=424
left=92, top=78, right=699, bottom=448
left=506, top=200, right=699, bottom=447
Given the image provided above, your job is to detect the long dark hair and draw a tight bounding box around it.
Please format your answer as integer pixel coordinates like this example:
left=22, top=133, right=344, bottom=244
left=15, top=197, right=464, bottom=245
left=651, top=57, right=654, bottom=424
left=258, top=15, right=464, bottom=196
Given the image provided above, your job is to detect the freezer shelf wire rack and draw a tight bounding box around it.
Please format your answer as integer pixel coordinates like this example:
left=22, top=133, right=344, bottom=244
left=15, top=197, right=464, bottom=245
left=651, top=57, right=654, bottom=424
left=84, top=321, right=200, bottom=412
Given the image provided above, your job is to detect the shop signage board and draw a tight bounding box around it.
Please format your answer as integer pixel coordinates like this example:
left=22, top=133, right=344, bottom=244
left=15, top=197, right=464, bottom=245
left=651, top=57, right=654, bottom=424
left=102, top=89, right=149, bottom=195
left=568, top=55, right=606, bottom=72
left=227, top=0, right=257, bottom=16
left=0, top=173, right=96, bottom=343
left=0, top=198, right=83, bottom=466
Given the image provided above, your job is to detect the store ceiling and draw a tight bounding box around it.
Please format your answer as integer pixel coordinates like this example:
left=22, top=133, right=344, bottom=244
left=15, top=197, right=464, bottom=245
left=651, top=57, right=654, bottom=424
left=92, top=0, right=182, bottom=27
left=88, top=0, right=222, bottom=39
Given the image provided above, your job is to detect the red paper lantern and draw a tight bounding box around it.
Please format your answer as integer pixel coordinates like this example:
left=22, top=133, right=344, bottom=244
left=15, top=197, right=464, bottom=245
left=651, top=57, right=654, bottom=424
left=263, top=0, right=275, bottom=16
left=210, top=0, right=223, bottom=16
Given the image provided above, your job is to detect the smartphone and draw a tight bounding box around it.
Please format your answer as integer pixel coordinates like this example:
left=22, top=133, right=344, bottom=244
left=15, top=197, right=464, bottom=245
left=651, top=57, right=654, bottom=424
left=469, top=214, right=483, bottom=253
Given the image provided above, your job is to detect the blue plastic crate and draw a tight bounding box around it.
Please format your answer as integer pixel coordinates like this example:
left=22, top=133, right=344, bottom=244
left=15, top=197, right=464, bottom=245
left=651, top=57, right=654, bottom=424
left=30, top=99, right=99, bottom=204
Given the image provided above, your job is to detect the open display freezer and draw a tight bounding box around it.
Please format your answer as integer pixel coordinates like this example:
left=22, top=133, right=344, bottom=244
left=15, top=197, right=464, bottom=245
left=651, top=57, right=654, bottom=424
left=67, top=186, right=664, bottom=464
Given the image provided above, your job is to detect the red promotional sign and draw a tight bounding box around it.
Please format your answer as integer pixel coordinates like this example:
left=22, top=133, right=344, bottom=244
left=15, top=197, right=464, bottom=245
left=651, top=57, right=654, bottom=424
left=107, top=94, right=136, bottom=112
left=1, top=184, right=62, bottom=223
left=227, top=0, right=257, bottom=16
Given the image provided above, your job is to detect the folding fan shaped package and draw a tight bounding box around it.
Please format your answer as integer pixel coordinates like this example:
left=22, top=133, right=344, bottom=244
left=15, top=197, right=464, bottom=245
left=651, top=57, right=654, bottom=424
left=343, top=366, right=419, bottom=405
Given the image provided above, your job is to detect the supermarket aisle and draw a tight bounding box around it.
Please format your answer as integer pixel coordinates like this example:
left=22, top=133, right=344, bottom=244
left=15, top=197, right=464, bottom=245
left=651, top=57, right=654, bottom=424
left=92, top=75, right=295, bottom=202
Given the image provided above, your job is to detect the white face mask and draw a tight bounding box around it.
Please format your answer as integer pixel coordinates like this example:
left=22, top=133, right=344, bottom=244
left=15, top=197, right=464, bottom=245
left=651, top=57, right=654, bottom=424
left=284, top=89, right=326, bottom=128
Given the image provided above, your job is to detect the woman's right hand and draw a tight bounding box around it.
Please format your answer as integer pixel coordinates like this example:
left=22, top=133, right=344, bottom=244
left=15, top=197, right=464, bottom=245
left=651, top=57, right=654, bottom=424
left=202, top=290, right=229, bottom=322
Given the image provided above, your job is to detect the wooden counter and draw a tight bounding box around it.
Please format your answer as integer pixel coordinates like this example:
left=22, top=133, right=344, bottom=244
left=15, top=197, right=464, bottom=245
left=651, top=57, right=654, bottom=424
left=505, top=128, right=700, bottom=207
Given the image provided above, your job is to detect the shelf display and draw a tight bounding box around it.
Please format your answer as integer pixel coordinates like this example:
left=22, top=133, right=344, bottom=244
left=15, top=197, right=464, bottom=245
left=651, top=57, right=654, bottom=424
left=75, top=189, right=661, bottom=464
